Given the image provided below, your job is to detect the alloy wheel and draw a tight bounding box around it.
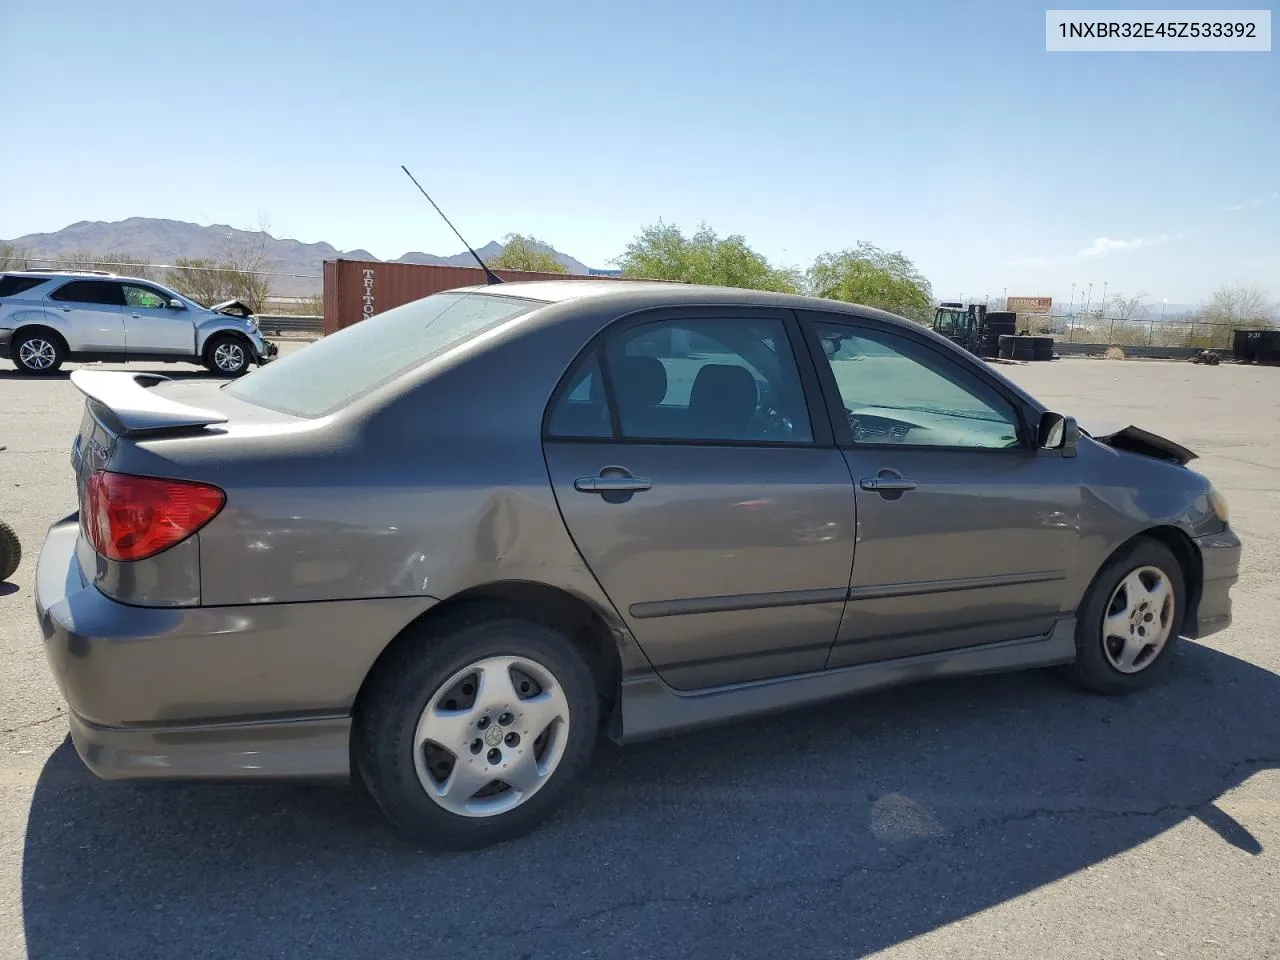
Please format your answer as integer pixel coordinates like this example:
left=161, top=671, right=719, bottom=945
left=1101, top=565, right=1175, bottom=674
left=413, top=655, right=570, bottom=818
left=18, top=338, right=56, bottom=371
left=213, top=342, right=246, bottom=372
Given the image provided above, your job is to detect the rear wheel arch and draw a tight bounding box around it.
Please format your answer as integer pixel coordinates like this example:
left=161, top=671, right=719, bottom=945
left=11, top=324, right=69, bottom=372
left=13, top=323, right=69, bottom=354
left=352, top=580, right=623, bottom=731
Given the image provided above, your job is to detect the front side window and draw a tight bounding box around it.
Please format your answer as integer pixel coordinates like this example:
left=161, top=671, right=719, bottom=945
left=48, top=280, right=125, bottom=306
left=603, top=317, right=813, bottom=444
left=812, top=321, right=1021, bottom=449
left=123, top=284, right=171, bottom=309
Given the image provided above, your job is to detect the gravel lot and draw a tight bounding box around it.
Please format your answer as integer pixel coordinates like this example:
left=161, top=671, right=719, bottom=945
left=1, top=350, right=1277, bottom=960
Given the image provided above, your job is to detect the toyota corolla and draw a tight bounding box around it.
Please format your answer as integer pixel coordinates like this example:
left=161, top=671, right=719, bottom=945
left=35, top=280, right=1240, bottom=848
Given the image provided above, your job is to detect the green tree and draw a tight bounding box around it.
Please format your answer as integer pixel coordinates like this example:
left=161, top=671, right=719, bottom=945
left=806, top=242, right=933, bottom=322
left=490, top=234, right=568, bottom=274
left=616, top=221, right=801, bottom=293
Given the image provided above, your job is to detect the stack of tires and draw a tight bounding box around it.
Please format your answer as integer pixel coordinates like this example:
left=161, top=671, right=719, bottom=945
left=998, top=335, right=1055, bottom=361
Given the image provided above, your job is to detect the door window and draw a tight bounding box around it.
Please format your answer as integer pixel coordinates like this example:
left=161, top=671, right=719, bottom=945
left=546, top=351, right=612, bottom=438
left=811, top=321, right=1021, bottom=449
left=123, top=284, right=171, bottom=309
left=602, top=317, right=813, bottom=444
left=48, top=280, right=125, bottom=306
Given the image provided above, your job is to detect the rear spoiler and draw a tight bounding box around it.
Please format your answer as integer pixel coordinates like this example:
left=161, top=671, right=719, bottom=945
left=69, top=370, right=228, bottom=436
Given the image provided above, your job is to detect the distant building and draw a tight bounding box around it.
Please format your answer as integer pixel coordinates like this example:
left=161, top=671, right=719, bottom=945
left=587, top=267, right=623, bottom=277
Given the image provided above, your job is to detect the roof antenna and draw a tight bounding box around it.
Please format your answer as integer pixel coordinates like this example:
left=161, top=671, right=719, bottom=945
left=401, top=165, right=503, bottom=285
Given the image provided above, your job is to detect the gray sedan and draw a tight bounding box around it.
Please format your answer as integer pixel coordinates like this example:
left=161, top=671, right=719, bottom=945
left=34, top=281, right=1241, bottom=848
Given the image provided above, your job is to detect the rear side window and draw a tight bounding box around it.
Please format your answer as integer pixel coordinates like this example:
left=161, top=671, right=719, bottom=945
left=49, top=280, right=126, bottom=306
left=547, top=352, right=612, bottom=438
left=226, top=291, right=543, bottom=418
left=0, top=276, right=48, bottom=298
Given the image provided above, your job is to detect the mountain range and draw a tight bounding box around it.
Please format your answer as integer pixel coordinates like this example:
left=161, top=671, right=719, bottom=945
left=3, top=218, right=593, bottom=297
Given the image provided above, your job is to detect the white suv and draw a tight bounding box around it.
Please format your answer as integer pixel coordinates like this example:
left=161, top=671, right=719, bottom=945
left=0, top=271, right=277, bottom=375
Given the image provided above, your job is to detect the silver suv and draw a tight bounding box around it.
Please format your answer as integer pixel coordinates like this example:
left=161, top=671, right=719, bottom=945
left=0, top=271, right=277, bottom=375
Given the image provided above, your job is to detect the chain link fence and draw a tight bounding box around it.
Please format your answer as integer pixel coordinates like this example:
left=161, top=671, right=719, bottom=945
left=1016, top=314, right=1237, bottom=349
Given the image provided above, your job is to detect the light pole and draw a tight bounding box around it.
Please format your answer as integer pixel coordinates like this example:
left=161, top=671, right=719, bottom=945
left=1101, top=281, right=1109, bottom=318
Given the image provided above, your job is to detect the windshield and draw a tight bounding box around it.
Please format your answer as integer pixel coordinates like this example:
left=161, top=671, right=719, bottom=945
left=226, top=291, right=543, bottom=417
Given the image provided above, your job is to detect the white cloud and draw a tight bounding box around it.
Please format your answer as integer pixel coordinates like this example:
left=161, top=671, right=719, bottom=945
left=1006, top=232, right=1184, bottom=268
left=1006, top=254, right=1065, bottom=268
left=1224, top=203, right=1247, bottom=212
left=1077, top=233, right=1181, bottom=258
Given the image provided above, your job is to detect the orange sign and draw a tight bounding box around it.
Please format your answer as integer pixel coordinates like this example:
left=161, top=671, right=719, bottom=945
left=1007, top=296, right=1053, bottom=313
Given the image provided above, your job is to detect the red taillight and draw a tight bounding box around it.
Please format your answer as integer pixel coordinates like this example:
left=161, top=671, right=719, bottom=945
left=84, top=471, right=226, bottom=562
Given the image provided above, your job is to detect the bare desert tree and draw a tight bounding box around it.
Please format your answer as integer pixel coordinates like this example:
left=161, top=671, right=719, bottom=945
left=1196, top=283, right=1275, bottom=326
left=0, top=243, right=31, bottom=270
left=1110, top=293, right=1149, bottom=320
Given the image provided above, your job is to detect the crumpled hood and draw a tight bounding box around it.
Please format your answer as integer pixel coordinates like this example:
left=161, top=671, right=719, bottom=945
left=209, top=299, right=255, bottom=318
left=1079, top=421, right=1197, bottom=466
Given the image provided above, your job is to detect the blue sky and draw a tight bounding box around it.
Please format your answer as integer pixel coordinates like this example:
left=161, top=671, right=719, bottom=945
left=1, top=0, right=1276, bottom=306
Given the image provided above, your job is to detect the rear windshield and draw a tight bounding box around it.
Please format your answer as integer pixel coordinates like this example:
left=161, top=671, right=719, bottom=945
left=0, top=276, right=49, bottom=298
left=225, top=291, right=543, bottom=418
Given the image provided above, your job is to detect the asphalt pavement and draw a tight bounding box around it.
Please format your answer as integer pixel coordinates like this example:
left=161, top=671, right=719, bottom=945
left=0, top=351, right=1276, bottom=960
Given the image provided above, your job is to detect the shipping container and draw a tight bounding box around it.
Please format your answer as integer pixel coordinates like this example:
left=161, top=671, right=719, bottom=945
left=322, top=259, right=622, bottom=335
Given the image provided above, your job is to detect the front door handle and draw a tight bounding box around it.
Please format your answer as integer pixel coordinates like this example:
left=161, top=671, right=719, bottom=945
left=575, top=474, right=652, bottom=494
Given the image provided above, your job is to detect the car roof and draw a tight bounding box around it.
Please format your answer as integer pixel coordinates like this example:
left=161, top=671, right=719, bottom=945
left=453, top=278, right=922, bottom=330
left=2, top=270, right=164, bottom=286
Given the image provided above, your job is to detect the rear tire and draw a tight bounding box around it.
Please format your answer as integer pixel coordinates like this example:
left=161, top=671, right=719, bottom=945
left=354, top=605, right=599, bottom=849
left=1069, top=538, right=1186, bottom=694
left=204, top=335, right=251, bottom=376
left=0, top=520, right=19, bottom=582
left=12, top=330, right=65, bottom=374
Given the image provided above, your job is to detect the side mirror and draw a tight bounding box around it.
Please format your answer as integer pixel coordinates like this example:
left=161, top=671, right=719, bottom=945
left=1038, top=412, right=1079, bottom=455
left=168, top=299, right=186, bottom=310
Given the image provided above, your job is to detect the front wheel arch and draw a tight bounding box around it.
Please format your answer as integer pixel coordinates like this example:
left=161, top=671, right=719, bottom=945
left=202, top=332, right=254, bottom=374
left=1083, top=526, right=1203, bottom=636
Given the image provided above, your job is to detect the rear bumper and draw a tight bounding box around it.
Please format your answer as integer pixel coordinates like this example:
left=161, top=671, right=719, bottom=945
left=0, top=328, right=12, bottom=360
left=1189, top=526, right=1241, bottom=639
left=35, top=515, right=435, bottom=780
left=66, top=710, right=352, bottom=781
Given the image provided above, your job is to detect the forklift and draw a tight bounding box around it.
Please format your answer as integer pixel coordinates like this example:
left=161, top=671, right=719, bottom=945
left=932, top=302, right=1017, bottom=358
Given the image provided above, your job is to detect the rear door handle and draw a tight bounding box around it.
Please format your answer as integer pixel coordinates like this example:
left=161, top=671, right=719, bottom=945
left=860, top=477, right=917, bottom=491
left=575, top=475, right=652, bottom=493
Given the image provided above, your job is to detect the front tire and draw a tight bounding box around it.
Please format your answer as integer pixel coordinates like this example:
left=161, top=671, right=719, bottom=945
left=354, top=607, right=599, bottom=849
left=1069, top=538, right=1186, bottom=694
left=204, top=335, right=251, bottom=376
left=0, top=520, right=20, bottom=582
left=12, top=330, right=65, bottom=374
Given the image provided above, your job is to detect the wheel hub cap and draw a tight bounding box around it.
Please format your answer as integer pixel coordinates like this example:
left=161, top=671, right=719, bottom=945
left=413, top=655, right=570, bottom=818
left=19, top=339, right=55, bottom=369
left=214, top=344, right=244, bottom=370
left=1102, top=565, right=1175, bottom=674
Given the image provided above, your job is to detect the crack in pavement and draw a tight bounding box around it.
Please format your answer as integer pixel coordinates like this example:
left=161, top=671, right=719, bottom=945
left=472, top=756, right=1280, bottom=941
left=1, top=712, right=64, bottom=735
